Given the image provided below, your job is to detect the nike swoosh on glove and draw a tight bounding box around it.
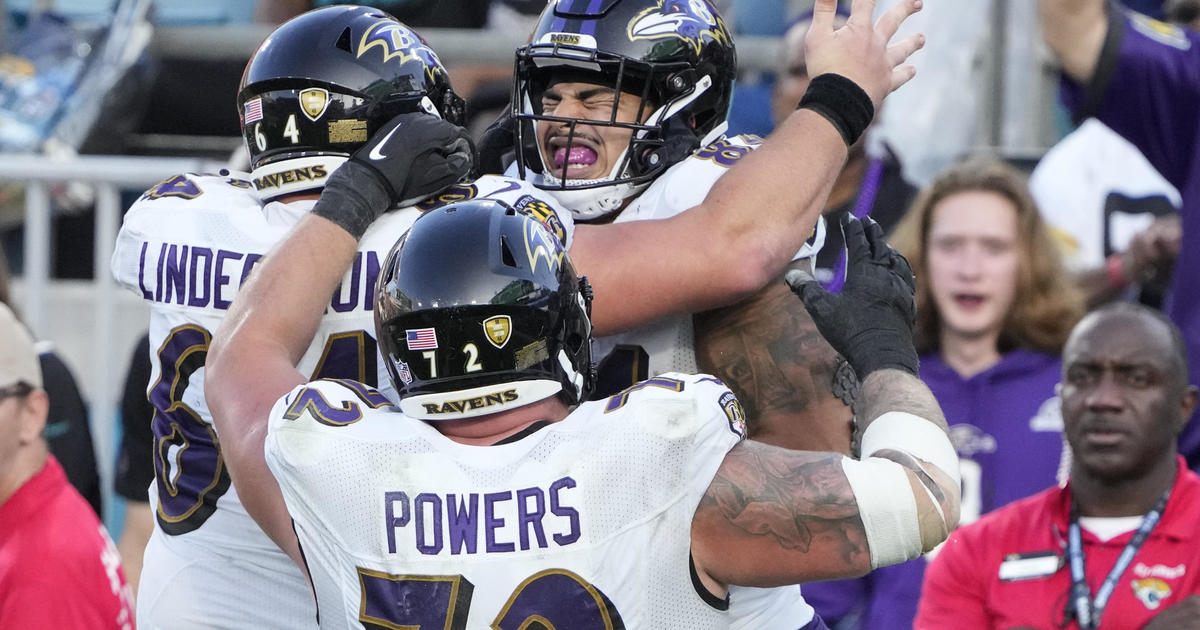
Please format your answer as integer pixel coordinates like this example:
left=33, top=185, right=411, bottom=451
left=352, top=112, right=476, bottom=208
left=312, top=112, right=475, bottom=239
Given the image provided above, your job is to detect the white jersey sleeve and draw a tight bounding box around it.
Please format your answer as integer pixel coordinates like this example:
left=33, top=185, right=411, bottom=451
left=588, top=135, right=823, bottom=395
left=265, top=373, right=746, bottom=630
left=114, top=171, right=572, bottom=629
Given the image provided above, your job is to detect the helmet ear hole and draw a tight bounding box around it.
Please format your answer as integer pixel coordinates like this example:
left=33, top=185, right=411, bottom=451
left=335, top=27, right=352, bottom=52
left=500, top=236, right=517, bottom=268
left=565, top=330, right=586, bottom=354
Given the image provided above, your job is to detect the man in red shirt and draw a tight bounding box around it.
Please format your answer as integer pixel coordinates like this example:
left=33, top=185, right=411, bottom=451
left=917, top=302, right=1200, bottom=629
left=0, top=303, right=135, bottom=629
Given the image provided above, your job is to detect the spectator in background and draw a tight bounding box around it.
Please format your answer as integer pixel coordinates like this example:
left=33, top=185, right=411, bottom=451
left=804, top=156, right=1085, bottom=629
left=1039, top=0, right=1200, bottom=471
left=114, top=332, right=155, bottom=603
left=1027, top=1, right=1200, bottom=312
left=917, top=303, right=1200, bottom=629
left=0, top=302, right=134, bottom=629
left=1029, top=118, right=1181, bottom=310
left=308, top=0, right=488, bottom=27
left=0, top=243, right=102, bottom=517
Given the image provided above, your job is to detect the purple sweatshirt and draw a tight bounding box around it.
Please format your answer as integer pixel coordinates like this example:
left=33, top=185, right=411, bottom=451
left=804, top=350, right=1067, bottom=629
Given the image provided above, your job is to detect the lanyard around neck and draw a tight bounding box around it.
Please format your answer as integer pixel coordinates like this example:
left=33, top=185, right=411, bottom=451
left=1066, top=487, right=1170, bottom=629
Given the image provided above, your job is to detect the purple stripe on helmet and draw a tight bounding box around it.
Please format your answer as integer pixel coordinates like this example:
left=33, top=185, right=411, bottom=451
left=577, top=0, right=605, bottom=35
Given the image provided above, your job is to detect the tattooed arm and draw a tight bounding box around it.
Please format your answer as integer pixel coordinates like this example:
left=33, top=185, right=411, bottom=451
left=694, top=261, right=855, bottom=454
left=690, top=368, right=959, bottom=591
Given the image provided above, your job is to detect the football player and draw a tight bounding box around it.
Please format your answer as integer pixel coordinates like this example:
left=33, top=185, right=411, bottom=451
left=115, top=1, right=921, bottom=626
left=205, top=193, right=960, bottom=629
left=112, top=8, right=473, bottom=628
left=499, top=0, right=922, bottom=457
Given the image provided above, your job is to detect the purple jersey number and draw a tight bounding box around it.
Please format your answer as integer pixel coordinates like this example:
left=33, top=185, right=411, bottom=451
left=150, top=325, right=227, bottom=534
left=358, top=568, right=625, bottom=629
left=150, top=323, right=379, bottom=534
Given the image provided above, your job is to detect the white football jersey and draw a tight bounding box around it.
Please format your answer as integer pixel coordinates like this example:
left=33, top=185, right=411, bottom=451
left=111, top=171, right=575, bottom=629
left=510, top=135, right=824, bottom=629
left=512, top=135, right=824, bottom=398
left=265, top=373, right=746, bottom=629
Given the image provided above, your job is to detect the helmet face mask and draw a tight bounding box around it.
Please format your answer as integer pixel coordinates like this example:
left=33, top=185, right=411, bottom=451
left=238, top=6, right=465, bottom=201
left=513, top=0, right=736, bottom=220
left=375, top=200, right=594, bottom=421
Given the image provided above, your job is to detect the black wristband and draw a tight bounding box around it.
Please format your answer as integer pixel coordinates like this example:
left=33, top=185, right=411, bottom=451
left=310, top=161, right=392, bottom=240
left=797, top=73, right=875, bottom=147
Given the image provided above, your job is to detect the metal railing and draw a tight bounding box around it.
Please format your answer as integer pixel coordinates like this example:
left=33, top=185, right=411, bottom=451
left=0, top=154, right=226, bottom=521
left=148, top=25, right=786, bottom=74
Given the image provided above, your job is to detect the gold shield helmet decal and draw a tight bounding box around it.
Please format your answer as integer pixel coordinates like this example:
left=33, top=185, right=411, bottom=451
left=299, top=88, right=330, bottom=121
left=483, top=315, right=512, bottom=349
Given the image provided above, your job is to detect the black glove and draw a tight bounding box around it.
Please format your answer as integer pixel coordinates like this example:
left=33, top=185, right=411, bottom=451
left=313, top=112, right=474, bottom=239
left=787, top=215, right=919, bottom=379
left=476, top=107, right=516, bottom=177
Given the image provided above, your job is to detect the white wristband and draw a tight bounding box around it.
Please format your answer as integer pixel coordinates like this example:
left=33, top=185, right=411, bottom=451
left=860, top=411, right=960, bottom=487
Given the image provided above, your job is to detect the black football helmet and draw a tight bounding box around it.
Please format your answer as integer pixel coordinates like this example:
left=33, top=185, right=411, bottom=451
left=238, top=5, right=465, bottom=200
left=375, top=199, right=594, bottom=421
left=512, top=0, right=737, bottom=219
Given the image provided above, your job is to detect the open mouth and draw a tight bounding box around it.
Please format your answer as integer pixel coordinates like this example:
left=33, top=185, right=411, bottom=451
left=546, top=135, right=601, bottom=175
left=953, top=293, right=985, bottom=310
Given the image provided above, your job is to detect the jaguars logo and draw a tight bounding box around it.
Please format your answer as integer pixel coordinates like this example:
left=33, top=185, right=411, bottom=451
left=1131, top=577, right=1172, bottom=610
left=627, top=0, right=731, bottom=54
left=357, top=21, right=446, bottom=82
left=1130, top=13, right=1191, bottom=50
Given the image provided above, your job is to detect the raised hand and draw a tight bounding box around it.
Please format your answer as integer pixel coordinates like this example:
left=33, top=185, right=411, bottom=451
left=805, top=0, right=926, bottom=110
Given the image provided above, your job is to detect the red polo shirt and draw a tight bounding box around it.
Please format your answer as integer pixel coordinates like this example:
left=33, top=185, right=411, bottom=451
left=0, top=456, right=135, bottom=629
left=917, top=456, right=1200, bottom=629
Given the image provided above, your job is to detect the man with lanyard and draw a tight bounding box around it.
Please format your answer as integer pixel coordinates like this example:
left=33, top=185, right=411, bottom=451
left=916, top=303, right=1200, bottom=629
